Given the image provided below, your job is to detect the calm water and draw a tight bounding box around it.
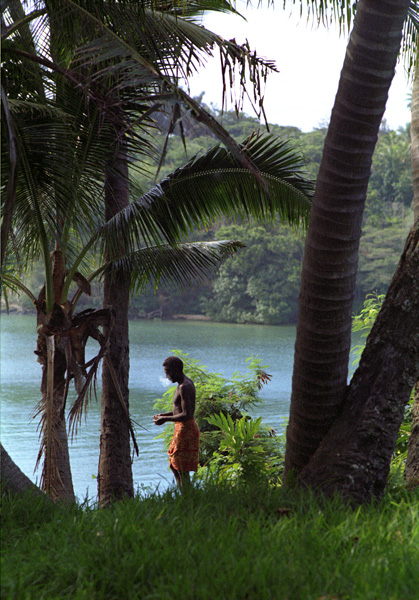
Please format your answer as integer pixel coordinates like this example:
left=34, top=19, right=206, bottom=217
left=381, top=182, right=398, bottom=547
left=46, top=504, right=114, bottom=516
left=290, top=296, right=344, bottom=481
left=1, top=314, right=360, bottom=501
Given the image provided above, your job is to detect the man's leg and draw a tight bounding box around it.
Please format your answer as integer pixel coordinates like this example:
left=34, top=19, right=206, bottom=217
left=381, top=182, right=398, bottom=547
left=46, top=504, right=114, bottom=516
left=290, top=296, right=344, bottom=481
left=180, top=471, right=191, bottom=487
left=170, top=465, right=182, bottom=487
left=170, top=466, right=191, bottom=490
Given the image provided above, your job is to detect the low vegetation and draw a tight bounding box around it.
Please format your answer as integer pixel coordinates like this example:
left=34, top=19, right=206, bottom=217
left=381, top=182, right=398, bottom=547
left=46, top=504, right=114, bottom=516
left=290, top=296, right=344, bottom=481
left=2, top=299, right=417, bottom=600
left=2, top=478, right=418, bottom=600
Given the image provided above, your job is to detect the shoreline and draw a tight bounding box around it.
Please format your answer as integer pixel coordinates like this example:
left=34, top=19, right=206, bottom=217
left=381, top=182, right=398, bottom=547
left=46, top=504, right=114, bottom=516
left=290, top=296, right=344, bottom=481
left=1, top=303, right=211, bottom=322
left=1, top=304, right=296, bottom=327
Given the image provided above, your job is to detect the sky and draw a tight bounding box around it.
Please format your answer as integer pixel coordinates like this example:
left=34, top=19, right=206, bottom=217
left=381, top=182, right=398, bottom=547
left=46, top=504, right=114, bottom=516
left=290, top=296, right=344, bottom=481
left=188, top=4, right=412, bottom=132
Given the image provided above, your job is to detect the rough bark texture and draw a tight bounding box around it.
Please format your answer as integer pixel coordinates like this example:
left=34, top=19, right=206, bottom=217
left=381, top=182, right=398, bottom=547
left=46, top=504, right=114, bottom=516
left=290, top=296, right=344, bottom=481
left=37, top=335, right=75, bottom=501
left=406, top=58, right=419, bottom=487
left=98, top=144, right=134, bottom=506
left=284, top=0, right=410, bottom=477
left=298, top=223, right=419, bottom=503
left=1, top=444, right=43, bottom=496
left=36, top=279, right=75, bottom=502
left=411, top=59, right=419, bottom=225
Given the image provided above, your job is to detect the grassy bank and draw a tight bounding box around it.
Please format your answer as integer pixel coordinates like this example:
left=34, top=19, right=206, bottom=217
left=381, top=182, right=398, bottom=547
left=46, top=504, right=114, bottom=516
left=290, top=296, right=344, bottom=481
left=1, top=481, right=419, bottom=600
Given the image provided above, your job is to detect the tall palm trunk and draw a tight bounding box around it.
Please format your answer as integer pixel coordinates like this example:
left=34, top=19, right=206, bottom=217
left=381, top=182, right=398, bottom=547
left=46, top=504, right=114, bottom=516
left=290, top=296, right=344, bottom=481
left=405, top=55, right=419, bottom=488
left=285, top=0, right=410, bottom=479
left=38, top=332, right=75, bottom=501
left=411, top=58, right=419, bottom=224
left=298, top=220, right=419, bottom=503
left=98, top=140, right=134, bottom=506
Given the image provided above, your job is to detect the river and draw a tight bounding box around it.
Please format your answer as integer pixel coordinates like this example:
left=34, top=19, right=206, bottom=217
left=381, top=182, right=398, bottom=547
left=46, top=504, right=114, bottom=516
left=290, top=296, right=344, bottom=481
left=1, top=314, right=360, bottom=501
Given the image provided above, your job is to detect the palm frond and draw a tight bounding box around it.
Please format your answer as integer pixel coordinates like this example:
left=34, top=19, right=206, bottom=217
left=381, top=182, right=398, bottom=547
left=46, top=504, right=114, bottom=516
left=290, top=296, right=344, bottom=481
left=68, top=346, right=105, bottom=439
left=291, top=0, right=357, bottom=32
left=2, top=98, right=107, bottom=247
left=100, top=240, right=245, bottom=293
left=1, top=85, right=18, bottom=266
left=1, top=272, right=38, bottom=304
left=59, top=0, right=274, bottom=174
left=404, top=1, right=419, bottom=77
left=100, top=132, right=313, bottom=258
left=3, top=0, right=282, bottom=274
left=67, top=307, right=139, bottom=455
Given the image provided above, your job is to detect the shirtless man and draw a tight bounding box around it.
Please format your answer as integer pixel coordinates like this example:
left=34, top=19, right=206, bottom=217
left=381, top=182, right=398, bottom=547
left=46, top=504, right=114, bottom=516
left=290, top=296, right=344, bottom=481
left=153, top=356, right=200, bottom=489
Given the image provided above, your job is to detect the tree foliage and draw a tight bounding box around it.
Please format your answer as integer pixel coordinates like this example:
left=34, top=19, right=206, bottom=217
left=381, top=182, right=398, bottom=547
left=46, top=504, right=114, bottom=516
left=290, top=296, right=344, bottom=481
left=6, top=104, right=412, bottom=326
left=127, top=112, right=413, bottom=323
left=204, top=224, right=304, bottom=324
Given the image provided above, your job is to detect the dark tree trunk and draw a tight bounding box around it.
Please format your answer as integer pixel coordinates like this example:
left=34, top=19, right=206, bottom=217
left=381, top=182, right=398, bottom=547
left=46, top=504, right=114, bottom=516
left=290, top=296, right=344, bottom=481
left=411, top=58, right=419, bottom=225
left=98, top=141, right=134, bottom=506
left=298, top=223, right=419, bottom=503
left=284, top=0, right=410, bottom=477
left=36, top=265, right=75, bottom=502
left=1, top=444, right=43, bottom=497
left=406, top=57, right=419, bottom=487
left=37, top=344, right=75, bottom=501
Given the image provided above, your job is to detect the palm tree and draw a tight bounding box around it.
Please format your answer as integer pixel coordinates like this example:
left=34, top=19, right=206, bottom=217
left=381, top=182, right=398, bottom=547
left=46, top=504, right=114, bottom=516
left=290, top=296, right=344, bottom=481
left=2, top=0, right=314, bottom=501
left=406, top=43, right=419, bottom=488
left=1, top=112, right=313, bottom=502
left=46, top=0, right=301, bottom=505
left=281, top=0, right=417, bottom=502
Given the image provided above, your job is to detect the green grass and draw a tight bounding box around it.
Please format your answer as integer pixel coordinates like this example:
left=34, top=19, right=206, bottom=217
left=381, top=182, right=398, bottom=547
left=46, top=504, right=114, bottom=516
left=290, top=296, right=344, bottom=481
left=1, top=482, right=419, bottom=600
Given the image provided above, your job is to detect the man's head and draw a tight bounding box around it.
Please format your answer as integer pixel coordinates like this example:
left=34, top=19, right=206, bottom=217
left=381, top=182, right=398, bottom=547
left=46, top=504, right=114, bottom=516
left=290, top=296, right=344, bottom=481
left=163, top=356, right=184, bottom=382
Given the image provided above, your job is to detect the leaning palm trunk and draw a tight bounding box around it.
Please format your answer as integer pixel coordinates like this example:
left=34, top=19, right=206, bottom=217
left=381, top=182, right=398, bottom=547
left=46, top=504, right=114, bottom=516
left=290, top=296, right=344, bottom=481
left=298, top=221, right=419, bottom=503
left=98, top=140, right=134, bottom=506
left=1, top=444, right=44, bottom=497
left=284, top=0, right=410, bottom=483
left=405, top=53, right=419, bottom=488
left=411, top=55, right=419, bottom=224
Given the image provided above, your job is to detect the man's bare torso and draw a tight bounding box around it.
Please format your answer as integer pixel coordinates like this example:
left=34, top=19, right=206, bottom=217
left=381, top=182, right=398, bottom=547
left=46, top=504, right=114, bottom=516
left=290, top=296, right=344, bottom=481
left=173, top=376, right=196, bottom=418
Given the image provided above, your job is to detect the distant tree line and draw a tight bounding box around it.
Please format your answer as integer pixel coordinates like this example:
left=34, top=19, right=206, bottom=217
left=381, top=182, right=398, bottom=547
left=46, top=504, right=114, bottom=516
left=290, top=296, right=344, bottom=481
left=125, top=105, right=412, bottom=324
left=12, top=106, right=412, bottom=325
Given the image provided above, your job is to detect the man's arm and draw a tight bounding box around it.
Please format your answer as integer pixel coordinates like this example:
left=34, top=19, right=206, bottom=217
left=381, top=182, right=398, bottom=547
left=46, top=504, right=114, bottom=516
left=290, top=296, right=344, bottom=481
left=153, top=383, right=194, bottom=425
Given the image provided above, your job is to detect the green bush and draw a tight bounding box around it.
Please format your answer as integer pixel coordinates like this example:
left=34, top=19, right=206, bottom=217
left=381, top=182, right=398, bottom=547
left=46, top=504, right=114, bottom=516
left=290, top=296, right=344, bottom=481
left=201, top=413, right=283, bottom=486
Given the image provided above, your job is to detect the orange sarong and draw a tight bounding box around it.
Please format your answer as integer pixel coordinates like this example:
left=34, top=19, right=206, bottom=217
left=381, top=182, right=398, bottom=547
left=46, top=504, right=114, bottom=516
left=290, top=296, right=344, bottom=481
left=168, top=418, right=200, bottom=472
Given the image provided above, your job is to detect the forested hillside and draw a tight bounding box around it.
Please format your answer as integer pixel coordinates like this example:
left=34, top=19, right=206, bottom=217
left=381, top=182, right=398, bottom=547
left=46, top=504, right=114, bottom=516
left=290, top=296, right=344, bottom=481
left=13, top=103, right=412, bottom=325
left=125, top=102, right=412, bottom=324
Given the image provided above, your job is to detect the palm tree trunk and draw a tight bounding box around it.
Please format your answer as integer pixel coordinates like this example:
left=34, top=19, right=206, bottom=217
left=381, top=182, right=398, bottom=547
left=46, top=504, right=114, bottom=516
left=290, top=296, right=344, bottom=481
left=405, top=54, right=419, bottom=488
left=35, top=255, right=75, bottom=502
left=98, top=140, right=134, bottom=506
left=37, top=327, right=75, bottom=501
left=411, top=56, right=419, bottom=225
left=1, top=444, right=43, bottom=497
left=298, top=221, right=419, bottom=503
left=284, top=0, right=410, bottom=478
